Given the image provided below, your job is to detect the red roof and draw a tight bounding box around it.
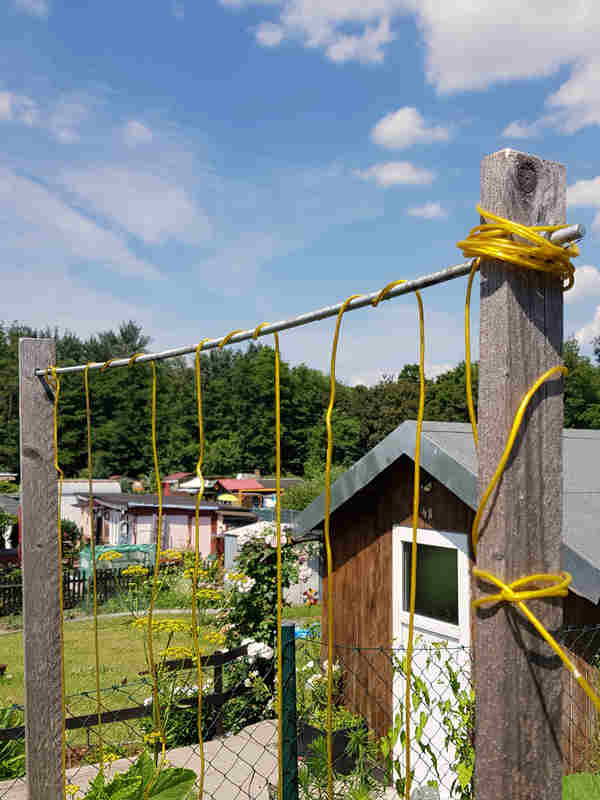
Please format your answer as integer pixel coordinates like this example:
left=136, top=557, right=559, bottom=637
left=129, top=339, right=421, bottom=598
left=218, top=478, right=266, bottom=491
left=163, top=472, right=193, bottom=482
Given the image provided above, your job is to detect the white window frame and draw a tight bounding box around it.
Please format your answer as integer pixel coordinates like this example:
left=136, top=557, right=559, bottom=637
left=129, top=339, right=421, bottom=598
left=392, top=525, right=471, bottom=645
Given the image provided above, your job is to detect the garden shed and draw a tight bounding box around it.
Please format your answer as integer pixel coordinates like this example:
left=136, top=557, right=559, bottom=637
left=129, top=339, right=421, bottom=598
left=293, top=421, right=600, bottom=782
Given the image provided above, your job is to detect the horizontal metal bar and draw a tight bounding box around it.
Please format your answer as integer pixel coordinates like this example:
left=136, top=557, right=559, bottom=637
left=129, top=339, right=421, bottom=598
left=35, top=261, right=474, bottom=376
left=35, top=222, right=583, bottom=377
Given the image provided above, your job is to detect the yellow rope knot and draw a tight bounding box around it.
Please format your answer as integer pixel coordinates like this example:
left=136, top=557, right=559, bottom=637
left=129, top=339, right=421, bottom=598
left=472, top=569, right=571, bottom=609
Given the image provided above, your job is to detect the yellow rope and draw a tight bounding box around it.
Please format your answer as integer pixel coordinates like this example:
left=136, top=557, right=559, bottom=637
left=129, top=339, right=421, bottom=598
left=252, top=322, right=284, bottom=800
left=372, top=281, right=425, bottom=800
left=457, top=203, right=578, bottom=290
left=193, top=339, right=211, bottom=799
left=322, top=294, right=359, bottom=800
left=459, top=207, right=600, bottom=715
left=84, top=365, right=104, bottom=770
left=464, top=259, right=479, bottom=449
left=46, top=367, right=67, bottom=796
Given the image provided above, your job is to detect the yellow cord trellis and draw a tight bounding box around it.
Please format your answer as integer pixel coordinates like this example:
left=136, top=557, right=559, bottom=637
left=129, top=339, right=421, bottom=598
left=83, top=365, right=104, bottom=772
left=192, top=338, right=210, bottom=799
left=459, top=206, right=600, bottom=717
left=46, top=366, right=67, bottom=798
left=38, top=197, right=597, bottom=800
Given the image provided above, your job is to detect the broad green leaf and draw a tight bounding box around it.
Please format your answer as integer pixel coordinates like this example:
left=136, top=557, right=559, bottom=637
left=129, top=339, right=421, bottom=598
left=563, top=772, right=600, bottom=800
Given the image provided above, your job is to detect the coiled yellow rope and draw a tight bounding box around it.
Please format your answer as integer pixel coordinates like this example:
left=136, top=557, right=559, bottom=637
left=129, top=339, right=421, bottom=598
left=192, top=339, right=210, bottom=799
left=83, top=365, right=104, bottom=771
left=457, top=204, right=578, bottom=290
left=45, top=366, right=67, bottom=797
left=459, top=207, right=600, bottom=714
left=252, top=322, right=284, bottom=800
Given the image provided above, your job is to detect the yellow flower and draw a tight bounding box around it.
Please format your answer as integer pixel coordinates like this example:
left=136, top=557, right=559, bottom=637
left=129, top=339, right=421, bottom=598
left=102, top=751, right=119, bottom=764
left=159, top=646, right=195, bottom=660
left=65, top=785, right=81, bottom=798
left=122, top=565, right=149, bottom=577
left=144, top=731, right=165, bottom=744
left=131, top=617, right=192, bottom=635
left=97, top=550, right=123, bottom=562
left=160, top=549, right=182, bottom=561
left=204, top=630, right=226, bottom=647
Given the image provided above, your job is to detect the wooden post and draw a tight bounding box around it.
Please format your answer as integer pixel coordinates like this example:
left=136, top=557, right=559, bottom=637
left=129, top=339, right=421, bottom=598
left=475, top=150, right=565, bottom=798
left=19, top=338, right=64, bottom=800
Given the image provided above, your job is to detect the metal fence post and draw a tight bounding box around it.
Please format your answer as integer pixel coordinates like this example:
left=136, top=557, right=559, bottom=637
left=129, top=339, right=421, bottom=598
left=19, top=338, right=64, bottom=800
left=281, top=622, right=299, bottom=800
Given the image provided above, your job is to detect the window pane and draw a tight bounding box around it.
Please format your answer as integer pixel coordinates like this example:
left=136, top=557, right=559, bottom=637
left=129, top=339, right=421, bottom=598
left=403, top=542, right=458, bottom=625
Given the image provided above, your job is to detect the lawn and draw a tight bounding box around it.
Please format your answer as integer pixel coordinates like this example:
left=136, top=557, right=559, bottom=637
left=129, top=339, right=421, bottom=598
left=0, top=613, right=202, bottom=760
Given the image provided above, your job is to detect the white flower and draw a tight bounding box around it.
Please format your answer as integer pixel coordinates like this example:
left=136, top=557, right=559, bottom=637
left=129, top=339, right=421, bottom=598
left=306, top=674, right=321, bottom=688
left=143, top=697, right=153, bottom=707
left=250, top=670, right=259, bottom=678
left=244, top=678, right=252, bottom=688
left=241, top=637, right=255, bottom=647
left=247, top=641, right=274, bottom=662
left=299, top=566, right=311, bottom=582
left=303, top=660, right=314, bottom=671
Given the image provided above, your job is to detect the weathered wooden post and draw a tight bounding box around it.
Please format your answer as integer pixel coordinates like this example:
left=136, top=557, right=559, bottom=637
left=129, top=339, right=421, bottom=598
left=19, top=338, right=64, bottom=800
left=475, top=150, right=565, bottom=798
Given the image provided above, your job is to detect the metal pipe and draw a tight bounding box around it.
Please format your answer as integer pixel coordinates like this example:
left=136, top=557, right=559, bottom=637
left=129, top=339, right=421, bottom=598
left=35, top=221, right=583, bottom=377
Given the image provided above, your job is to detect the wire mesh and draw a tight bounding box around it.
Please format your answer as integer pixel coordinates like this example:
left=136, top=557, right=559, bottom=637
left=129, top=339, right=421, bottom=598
left=1, top=625, right=599, bottom=799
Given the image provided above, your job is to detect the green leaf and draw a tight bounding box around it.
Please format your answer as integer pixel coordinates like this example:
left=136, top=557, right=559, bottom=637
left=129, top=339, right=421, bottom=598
left=146, top=767, right=197, bottom=799
left=457, top=761, right=474, bottom=789
left=562, top=772, right=600, bottom=800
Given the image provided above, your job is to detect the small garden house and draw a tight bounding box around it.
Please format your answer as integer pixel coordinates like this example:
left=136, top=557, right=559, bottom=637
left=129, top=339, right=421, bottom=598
left=294, top=421, right=600, bottom=787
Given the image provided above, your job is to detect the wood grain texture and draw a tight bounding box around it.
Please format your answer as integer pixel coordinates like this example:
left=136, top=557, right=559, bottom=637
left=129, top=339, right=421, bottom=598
left=320, top=458, right=474, bottom=738
left=475, top=150, right=565, bottom=799
left=19, top=338, right=63, bottom=800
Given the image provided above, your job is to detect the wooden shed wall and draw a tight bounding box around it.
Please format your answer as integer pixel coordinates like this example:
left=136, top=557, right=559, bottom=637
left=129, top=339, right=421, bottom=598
left=321, top=455, right=474, bottom=738
left=320, top=453, right=600, bottom=769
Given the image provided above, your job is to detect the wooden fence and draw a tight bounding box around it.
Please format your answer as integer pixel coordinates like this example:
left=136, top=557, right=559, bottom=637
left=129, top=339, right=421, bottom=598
left=0, top=569, right=141, bottom=616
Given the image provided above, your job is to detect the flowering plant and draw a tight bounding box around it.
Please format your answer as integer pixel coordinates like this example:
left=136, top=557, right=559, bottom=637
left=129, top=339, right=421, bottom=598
left=221, top=524, right=299, bottom=648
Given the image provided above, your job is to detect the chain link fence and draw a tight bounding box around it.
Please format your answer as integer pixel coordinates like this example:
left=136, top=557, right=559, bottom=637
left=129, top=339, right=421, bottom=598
left=1, top=624, right=599, bottom=799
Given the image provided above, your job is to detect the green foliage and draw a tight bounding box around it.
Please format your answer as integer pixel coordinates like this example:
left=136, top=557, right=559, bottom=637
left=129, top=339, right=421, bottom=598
left=383, top=640, right=474, bottom=799
left=562, top=772, right=600, bottom=799
left=0, top=706, right=25, bottom=780
left=0, top=482, right=18, bottom=494
left=223, top=526, right=299, bottom=647
left=80, top=749, right=196, bottom=799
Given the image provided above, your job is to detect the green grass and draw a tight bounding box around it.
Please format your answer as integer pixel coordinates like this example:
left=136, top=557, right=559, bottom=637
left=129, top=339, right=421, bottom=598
left=283, top=603, right=321, bottom=624
left=0, top=613, right=204, bottom=760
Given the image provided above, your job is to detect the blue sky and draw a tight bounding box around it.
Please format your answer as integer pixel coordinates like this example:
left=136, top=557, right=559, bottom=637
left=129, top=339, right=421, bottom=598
left=2, top=0, right=600, bottom=385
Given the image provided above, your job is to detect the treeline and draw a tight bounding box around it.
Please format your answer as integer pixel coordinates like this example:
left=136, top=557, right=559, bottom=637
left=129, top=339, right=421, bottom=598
left=1, top=321, right=599, bottom=480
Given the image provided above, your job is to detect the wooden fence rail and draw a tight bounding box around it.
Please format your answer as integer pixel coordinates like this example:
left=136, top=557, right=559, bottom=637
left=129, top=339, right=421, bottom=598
left=0, top=568, right=145, bottom=616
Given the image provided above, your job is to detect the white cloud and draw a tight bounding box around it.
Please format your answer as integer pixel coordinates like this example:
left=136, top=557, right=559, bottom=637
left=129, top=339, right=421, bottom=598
left=576, top=307, right=600, bottom=346
left=13, top=0, right=49, bottom=18
left=502, top=120, right=541, bottom=139
left=0, top=168, right=161, bottom=280
left=566, top=265, right=600, bottom=304
left=122, top=120, right=153, bottom=146
left=326, top=17, right=394, bottom=65
left=371, top=107, right=451, bottom=150
left=407, top=201, right=446, bottom=219
left=61, top=166, right=212, bottom=245
left=255, top=22, right=285, bottom=47
left=0, top=92, right=39, bottom=126
left=567, top=177, right=600, bottom=233
left=48, top=96, right=89, bottom=143
left=356, top=161, right=434, bottom=187
left=225, top=1, right=600, bottom=141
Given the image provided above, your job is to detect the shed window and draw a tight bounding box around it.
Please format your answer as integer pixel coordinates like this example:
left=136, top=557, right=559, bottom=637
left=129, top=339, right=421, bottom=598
left=402, top=542, right=458, bottom=625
